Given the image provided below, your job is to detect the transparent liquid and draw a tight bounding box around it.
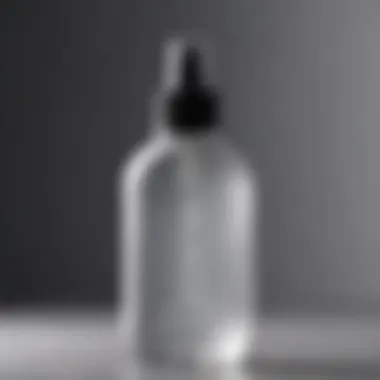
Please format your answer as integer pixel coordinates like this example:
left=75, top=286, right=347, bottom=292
left=118, top=129, right=258, bottom=369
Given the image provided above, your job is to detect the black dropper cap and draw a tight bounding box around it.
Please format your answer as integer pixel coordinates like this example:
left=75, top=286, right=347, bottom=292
left=158, top=37, right=220, bottom=134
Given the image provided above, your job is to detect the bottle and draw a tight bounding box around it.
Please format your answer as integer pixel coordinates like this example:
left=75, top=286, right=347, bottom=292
left=117, top=36, right=259, bottom=370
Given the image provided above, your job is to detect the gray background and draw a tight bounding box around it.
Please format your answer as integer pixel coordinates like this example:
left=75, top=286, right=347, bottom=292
left=1, top=0, right=380, bottom=313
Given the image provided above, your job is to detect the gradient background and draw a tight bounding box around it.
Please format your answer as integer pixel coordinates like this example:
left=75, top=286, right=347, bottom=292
left=1, top=0, right=380, bottom=314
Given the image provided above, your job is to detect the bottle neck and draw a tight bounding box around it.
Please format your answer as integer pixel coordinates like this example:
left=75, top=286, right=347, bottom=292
left=152, top=122, right=220, bottom=146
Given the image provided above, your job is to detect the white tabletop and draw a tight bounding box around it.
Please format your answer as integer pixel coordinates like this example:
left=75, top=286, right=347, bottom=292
left=1, top=311, right=380, bottom=378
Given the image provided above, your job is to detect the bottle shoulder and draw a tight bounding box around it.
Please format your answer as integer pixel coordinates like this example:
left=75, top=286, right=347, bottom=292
left=118, top=135, right=177, bottom=188
left=118, top=133, right=259, bottom=192
left=216, top=137, right=258, bottom=181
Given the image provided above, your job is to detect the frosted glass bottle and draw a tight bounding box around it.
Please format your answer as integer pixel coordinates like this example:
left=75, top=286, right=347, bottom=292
left=118, top=37, right=259, bottom=369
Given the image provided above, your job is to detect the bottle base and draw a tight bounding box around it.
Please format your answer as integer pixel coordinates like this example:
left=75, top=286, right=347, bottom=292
left=129, top=334, right=254, bottom=374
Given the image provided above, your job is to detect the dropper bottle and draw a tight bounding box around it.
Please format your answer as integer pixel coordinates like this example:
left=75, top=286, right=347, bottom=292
left=118, top=36, right=259, bottom=370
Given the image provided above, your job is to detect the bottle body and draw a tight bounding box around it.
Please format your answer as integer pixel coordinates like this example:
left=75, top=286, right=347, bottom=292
left=118, top=129, right=259, bottom=368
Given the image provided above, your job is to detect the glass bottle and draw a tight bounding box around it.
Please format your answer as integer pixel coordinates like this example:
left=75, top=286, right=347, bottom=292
left=117, top=36, right=259, bottom=369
